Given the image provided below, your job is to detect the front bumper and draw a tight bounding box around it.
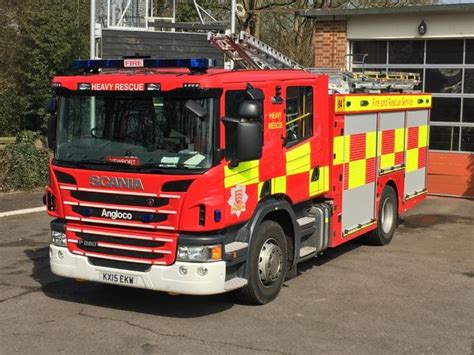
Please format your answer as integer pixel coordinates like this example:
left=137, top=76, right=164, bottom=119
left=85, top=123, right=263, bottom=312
left=50, top=244, right=239, bottom=295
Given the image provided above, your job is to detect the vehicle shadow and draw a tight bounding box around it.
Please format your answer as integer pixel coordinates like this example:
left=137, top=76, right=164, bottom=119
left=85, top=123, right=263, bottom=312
left=26, top=241, right=364, bottom=315
left=25, top=246, right=235, bottom=318
left=295, top=241, right=361, bottom=276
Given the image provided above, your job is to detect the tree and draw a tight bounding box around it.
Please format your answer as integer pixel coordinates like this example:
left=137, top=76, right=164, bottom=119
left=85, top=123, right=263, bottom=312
left=235, top=0, right=437, bottom=67
left=0, top=0, right=89, bottom=135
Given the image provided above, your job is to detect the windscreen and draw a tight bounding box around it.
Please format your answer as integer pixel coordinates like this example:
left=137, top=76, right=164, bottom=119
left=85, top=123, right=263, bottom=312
left=55, top=93, right=215, bottom=171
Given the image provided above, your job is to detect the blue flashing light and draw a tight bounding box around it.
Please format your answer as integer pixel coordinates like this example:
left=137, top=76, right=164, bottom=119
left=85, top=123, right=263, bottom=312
left=72, top=58, right=216, bottom=71
left=141, top=214, right=154, bottom=223
left=82, top=208, right=93, bottom=217
left=214, top=209, right=222, bottom=223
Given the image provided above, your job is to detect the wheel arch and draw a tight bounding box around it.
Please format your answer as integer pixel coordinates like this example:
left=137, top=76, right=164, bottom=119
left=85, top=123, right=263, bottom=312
left=247, top=197, right=298, bottom=267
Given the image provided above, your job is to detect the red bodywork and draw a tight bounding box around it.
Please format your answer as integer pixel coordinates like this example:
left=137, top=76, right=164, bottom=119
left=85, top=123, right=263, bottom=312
left=46, top=68, right=429, bottom=267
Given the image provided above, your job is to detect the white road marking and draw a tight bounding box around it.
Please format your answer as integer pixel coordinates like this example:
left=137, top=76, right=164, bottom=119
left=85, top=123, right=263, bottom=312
left=0, top=206, right=46, bottom=218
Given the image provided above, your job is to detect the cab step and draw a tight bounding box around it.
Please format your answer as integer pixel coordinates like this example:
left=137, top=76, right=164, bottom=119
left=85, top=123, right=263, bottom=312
left=225, top=242, right=248, bottom=253
left=299, top=246, right=317, bottom=258
left=297, top=216, right=315, bottom=227
left=224, top=277, right=248, bottom=291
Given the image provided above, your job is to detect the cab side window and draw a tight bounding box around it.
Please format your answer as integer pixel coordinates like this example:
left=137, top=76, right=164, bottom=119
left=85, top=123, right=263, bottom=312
left=286, top=86, right=313, bottom=146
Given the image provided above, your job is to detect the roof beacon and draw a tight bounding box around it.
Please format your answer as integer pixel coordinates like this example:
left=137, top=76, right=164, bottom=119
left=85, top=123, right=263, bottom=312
left=72, top=58, right=216, bottom=73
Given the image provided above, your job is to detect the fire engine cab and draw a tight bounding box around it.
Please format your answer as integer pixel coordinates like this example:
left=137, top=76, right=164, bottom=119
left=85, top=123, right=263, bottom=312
left=44, top=46, right=431, bottom=304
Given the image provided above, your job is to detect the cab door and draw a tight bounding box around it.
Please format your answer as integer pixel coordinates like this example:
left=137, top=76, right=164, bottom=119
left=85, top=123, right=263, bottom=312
left=282, top=82, right=329, bottom=204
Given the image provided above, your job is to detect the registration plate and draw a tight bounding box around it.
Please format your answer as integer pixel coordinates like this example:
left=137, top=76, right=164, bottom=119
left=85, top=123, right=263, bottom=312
left=100, top=271, right=136, bottom=285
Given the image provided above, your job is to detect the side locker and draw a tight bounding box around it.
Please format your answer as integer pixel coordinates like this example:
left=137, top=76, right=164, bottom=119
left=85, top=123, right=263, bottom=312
left=378, top=112, right=406, bottom=174
left=341, top=113, right=378, bottom=235
left=404, top=110, right=429, bottom=198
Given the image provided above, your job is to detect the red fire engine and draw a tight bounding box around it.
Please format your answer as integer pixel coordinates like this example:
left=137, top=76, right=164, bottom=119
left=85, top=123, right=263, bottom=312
left=44, top=35, right=431, bottom=304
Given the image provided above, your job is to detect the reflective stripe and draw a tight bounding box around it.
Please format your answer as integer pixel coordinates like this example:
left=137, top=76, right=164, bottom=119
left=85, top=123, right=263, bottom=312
left=344, top=135, right=351, bottom=163
left=271, top=176, right=286, bottom=194
left=309, top=166, right=329, bottom=196
left=286, top=142, right=311, bottom=175
left=394, top=128, right=405, bottom=152
left=333, top=136, right=344, bottom=165
left=225, top=141, right=329, bottom=202
left=335, top=94, right=431, bottom=113
left=224, top=160, right=259, bottom=188
left=380, top=153, right=395, bottom=169
left=406, top=148, right=419, bottom=172
left=418, top=125, right=428, bottom=148
left=348, top=159, right=366, bottom=189
left=365, top=131, right=376, bottom=159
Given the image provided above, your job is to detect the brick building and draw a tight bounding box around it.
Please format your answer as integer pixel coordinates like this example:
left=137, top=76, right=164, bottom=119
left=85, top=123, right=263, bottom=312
left=303, top=4, right=474, bottom=198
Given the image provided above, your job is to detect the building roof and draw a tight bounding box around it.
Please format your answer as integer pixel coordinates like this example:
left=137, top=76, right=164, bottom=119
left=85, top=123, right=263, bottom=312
left=299, top=3, right=474, bottom=19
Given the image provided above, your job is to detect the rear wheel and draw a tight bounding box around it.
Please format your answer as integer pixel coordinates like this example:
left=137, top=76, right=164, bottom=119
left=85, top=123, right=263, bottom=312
left=363, top=185, right=398, bottom=246
left=235, top=220, right=288, bottom=305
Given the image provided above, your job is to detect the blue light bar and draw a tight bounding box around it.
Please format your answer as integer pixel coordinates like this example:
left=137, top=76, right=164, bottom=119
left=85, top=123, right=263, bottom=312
left=72, top=58, right=216, bottom=71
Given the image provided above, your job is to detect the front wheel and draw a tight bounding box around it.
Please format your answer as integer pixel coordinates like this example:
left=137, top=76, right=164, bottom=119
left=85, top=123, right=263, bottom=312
left=235, top=220, right=288, bottom=305
left=363, top=185, right=398, bottom=246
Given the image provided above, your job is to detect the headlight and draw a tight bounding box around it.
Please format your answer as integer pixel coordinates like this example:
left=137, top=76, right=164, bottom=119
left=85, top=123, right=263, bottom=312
left=176, top=245, right=222, bottom=262
left=51, top=230, right=67, bottom=247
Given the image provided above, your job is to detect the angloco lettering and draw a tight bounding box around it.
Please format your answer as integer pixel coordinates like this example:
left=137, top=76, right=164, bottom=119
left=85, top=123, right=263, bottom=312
left=101, top=209, right=133, bottom=220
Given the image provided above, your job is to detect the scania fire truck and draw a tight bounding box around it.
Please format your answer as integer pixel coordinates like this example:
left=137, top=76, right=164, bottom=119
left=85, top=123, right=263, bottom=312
left=45, top=33, right=431, bottom=304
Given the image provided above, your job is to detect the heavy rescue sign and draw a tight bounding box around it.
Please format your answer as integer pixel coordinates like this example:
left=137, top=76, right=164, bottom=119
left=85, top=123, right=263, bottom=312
left=90, top=83, right=144, bottom=91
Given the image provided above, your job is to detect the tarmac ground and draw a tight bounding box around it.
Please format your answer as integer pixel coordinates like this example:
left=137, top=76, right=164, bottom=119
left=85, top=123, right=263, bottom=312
left=0, top=194, right=472, bottom=354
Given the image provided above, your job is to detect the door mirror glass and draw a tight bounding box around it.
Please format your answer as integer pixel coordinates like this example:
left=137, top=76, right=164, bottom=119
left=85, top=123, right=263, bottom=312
left=222, top=117, right=262, bottom=166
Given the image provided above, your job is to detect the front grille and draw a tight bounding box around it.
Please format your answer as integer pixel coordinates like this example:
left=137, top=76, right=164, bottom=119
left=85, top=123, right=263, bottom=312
left=78, top=245, right=165, bottom=260
left=77, top=232, right=165, bottom=248
left=72, top=206, right=168, bottom=223
left=70, top=190, right=168, bottom=207
left=88, top=257, right=151, bottom=272
left=64, top=185, right=179, bottom=268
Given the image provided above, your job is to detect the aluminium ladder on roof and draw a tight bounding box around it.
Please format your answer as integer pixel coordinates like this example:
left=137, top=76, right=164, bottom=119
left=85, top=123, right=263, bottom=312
left=208, top=31, right=303, bottom=70
left=208, top=31, right=421, bottom=94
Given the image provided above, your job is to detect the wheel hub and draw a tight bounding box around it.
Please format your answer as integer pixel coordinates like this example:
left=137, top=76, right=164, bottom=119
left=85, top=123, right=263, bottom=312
left=381, top=198, right=394, bottom=234
left=258, top=238, right=283, bottom=286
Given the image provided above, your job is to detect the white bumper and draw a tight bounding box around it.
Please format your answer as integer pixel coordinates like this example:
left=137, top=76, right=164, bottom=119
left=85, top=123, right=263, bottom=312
left=49, top=244, right=231, bottom=295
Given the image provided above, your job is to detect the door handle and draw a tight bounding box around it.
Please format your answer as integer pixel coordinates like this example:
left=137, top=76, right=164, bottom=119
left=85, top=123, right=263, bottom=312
left=311, top=166, right=320, bottom=182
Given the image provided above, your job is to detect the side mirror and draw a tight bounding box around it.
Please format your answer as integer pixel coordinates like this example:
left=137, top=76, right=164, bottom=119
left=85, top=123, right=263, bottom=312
left=44, top=97, right=58, bottom=114
left=47, top=116, right=57, bottom=151
left=246, top=86, right=264, bottom=101
left=185, top=99, right=208, bottom=120
left=222, top=117, right=262, bottom=166
left=238, top=100, right=262, bottom=120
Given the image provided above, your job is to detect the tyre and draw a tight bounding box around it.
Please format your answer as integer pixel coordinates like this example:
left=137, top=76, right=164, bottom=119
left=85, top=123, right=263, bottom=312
left=363, top=185, right=398, bottom=246
left=235, top=220, right=288, bottom=305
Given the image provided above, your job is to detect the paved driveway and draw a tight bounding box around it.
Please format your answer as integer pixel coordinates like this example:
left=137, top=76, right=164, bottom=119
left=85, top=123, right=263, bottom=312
left=0, top=196, right=472, bottom=354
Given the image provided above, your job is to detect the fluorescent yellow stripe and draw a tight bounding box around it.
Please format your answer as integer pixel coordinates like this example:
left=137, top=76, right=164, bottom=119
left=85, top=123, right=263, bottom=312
left=224, top=160, right=259, bottom=188
left=344, top=135, right=351, bottom=163
left=335, top=94, right=432, bottom=113
left=395, top=128, right=405, bottom=153
left=418, top=125, right=428, bottom=148
left=309, top=166, right=330, bottom=197
left=348, top=159, right=366, bottom=189
left=286, top=142, right=311, bottom=175
left=333, top=136, right=344, bottom=165
left=380, top=153, right=395, bottom=169
left=365, top=131, right=376, bottom=159
left=272, top=176, right=286, bottom=194
left=323, top=166, right=329, bottom=192
left=405, top=148, right=419, bottom=172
